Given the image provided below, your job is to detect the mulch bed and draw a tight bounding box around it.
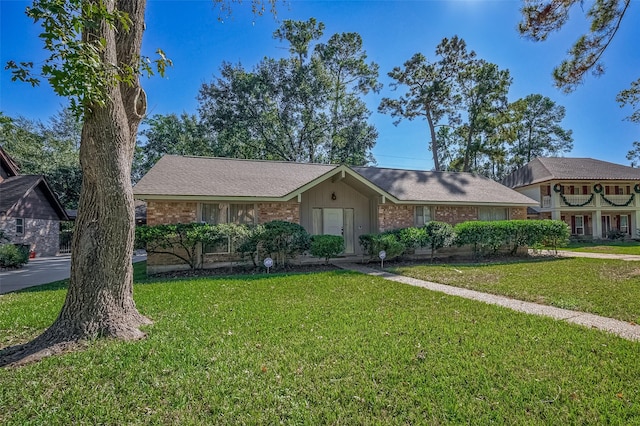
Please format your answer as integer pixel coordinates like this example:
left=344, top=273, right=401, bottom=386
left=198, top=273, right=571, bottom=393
left=150, top=253, right=560, bottom=280
left=151, top=263, right=340, bottom=280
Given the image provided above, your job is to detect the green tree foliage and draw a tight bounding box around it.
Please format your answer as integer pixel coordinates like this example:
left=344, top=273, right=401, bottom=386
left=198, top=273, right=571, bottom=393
left=1, top=0, right=280, bottom=367
left=198, top=18, right=380, bottom=165
left=133, top=113, right=213, bottom=182
left=379, top=36, right=474, bottom=171
left=0, top=109, right=82, bottom=208
left=455, top=60, right=512, bottom=173
left=519, top=0, right=638, bottom=154
left=310, top=235, right=345, bottom=264
left=506, top=94, right=573, bottom=170
left=626, top=141, right=640, bottom=167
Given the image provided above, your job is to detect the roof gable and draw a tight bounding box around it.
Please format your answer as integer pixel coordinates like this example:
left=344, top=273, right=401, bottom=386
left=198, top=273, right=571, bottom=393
left=0, top=146, right=20, bottom=179
left=503, top=157, right=640, bottom=188
left=0, top=175, right=69, bottom=220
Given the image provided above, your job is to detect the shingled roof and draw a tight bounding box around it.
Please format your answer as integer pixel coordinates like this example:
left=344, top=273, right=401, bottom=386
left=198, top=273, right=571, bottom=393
left=135, top=155, right=536, bottom=206
left=133, top=155, right=339, bottom=198
left=0, top=175, right=68, bottom=220
left=352, top=166, right=537, bottom=205
left=503, top=157, right=640, bottom=189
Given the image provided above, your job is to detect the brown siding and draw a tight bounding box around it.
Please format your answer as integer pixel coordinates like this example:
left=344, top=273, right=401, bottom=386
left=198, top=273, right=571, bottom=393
left=257, top=202, right=300, bottom=224
left=433, top=205, right=478, bottom=225
left=146, top=200, right=198, bottom=225
left=9, top=185, right=60, bottom=220
left=378, top=204, right=413, bottom=231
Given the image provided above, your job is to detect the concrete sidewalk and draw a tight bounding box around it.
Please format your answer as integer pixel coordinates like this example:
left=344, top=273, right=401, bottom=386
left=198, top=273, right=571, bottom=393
left=546, top=249, right=640, bottom=262
left=335, top=262, right=640, bottom=342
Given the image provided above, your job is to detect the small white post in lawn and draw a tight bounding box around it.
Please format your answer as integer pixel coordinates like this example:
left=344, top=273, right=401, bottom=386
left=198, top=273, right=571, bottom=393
left=379, top=250, right=386, bottom=269
left=264, top=257, right=273, bottom=274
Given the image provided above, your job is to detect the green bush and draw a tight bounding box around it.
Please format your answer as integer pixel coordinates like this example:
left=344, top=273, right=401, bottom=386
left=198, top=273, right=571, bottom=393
left=424, top=221, right=454, bottom=262
left=237, top=221, right=311, bottom=267
left=0, top=244, right=29, bottom=268
left=454, top=220, right=570, bottom=257
left=310, top=235, right=345, bottom=264
left=359, top=232, right=405, bottom=260
left=136, top=222, right=246, bottom=269
left=395, top=227, right=430, bottom=251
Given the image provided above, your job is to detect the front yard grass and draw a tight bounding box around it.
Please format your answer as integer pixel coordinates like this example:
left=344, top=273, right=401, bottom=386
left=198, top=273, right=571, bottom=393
left=390, top=257, right=640, bottom=323
left=1, top=268, right=639, bottom=424
left=562, top=240, right=640, bottom=255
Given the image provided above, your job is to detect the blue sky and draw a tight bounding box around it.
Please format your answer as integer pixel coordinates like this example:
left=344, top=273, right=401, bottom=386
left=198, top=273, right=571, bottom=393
left=1, top=0, right=638, bottom=170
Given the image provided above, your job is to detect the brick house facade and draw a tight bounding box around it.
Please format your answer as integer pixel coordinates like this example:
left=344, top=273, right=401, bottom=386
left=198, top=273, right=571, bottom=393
left=135, top=156, right=537, bottom=272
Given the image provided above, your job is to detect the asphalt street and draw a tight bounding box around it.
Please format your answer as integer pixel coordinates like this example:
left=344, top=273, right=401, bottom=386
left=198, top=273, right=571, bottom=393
left=0, top=254, right=147, bottom=294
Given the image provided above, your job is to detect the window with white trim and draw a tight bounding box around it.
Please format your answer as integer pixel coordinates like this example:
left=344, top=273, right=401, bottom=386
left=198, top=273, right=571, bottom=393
left=201, top=203, right=255, bottom=253
left=620, top=215, right=629, bottom=234
left=478, top=208, right=508, bottom=221
left=414, top=206, right=432, bottom=226
left=574, top=215, right=584, bottom=235
left=16, top=218, right=24, bottom=235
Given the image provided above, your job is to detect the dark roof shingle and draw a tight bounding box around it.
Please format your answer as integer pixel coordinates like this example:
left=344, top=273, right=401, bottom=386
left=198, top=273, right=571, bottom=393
left=353, top=166, right=537, bottom=204
left=135, top=155, right=536, bottom=206
left=503, top=157, right=640, bottom=188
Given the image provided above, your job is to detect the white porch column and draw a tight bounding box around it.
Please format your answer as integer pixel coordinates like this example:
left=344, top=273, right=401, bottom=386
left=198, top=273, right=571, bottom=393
left=635, top=210, right=640, bottom=238
left=551, top=210, right=561, bottom=220
left=594, top=210, right=603, bottom=239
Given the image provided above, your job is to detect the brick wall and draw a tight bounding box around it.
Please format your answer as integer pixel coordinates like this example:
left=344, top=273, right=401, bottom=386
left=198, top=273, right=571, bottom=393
left=257, top=203, right=300, bottom=224
left=146, top=201, right=197, bottom=225
left=434, top=206, right=478, bottom=225
left=378, top=205, right=414, bottom=231
left=509, top=207, right=527, bottom=220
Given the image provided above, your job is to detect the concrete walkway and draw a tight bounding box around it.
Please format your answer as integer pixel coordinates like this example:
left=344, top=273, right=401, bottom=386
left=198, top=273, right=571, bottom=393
left=542, top=249, right=640, bottom=262
left=335, top=262, right=640, bottom=342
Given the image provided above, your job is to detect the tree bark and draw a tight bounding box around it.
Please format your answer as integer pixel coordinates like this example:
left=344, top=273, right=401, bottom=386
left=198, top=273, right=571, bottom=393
left=1, top=0, right=150, bottom=367
left=425, top=109, right=440, bottom=171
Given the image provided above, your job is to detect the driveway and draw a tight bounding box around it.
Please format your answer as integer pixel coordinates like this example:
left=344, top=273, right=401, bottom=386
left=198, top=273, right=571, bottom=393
left=0, top=254, right=147, bottom=294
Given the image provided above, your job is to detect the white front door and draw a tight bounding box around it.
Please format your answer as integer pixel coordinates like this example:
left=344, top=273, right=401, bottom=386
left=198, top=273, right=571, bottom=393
left=323, top=208, right=343, bottom=237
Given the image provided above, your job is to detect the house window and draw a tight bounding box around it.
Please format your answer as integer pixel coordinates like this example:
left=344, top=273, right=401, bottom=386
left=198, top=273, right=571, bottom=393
left=574, top=215, right=584, bottom=235
left=414, top=206, right=432, bottom=226
left=15, top=218, right=24, bottom=235
left=478, top=208, right=508, bottom=221
left=201, top=203, right=255, bottom=253
left=620, top=215, right=629, bottom=234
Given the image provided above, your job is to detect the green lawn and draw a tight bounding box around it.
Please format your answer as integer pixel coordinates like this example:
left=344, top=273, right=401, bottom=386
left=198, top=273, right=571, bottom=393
left=1, top=266, right=639, bottom=424
left=390, top=257, right=640, bottom=323
left=562, top=240, right=640, bottom=255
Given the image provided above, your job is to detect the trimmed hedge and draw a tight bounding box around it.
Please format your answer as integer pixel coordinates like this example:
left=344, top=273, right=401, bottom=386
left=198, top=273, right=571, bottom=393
left=454, top=220, right=569, bottom=257
left=237, top=221, right=311, bottom=267
left=360, top=220, right=569, bottom=261
left=359, top=232, right=406, bottom=260
left=310, top=235, right=344, bottom=264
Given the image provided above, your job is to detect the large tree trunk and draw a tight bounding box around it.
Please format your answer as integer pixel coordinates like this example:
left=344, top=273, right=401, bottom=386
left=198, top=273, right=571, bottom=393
left=0, top=0, right=149, bottom=367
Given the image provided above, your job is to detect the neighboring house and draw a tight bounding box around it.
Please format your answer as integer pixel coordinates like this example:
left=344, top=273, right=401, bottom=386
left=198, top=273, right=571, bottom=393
left=503, top=157, right=640, bottom=239
left=0, top=147, right=69, bottom=256
left=134, top=155, right=537, bottom=271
